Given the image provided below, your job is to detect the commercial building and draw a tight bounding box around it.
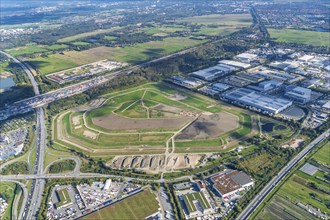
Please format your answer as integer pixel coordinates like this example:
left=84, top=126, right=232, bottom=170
left=209, top=170, right=254, bottom=198
left=223, top=88, right=292, bottom=114
left=190, top=64, right=236, bottom=81
left=285, top=85, right=311, bottom=104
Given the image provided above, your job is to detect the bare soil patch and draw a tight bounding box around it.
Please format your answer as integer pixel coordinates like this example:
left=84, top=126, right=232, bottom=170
left=282, top=138, right=304, bottom=149
left=72, top=116, right=80, bottom=126
left=108, top=154, right=200, bottom=171
left=92, top=113, right=191, bottom=131
left=168, top=93, right=187, bottom=101
left=83, top=130, right=98, bottom=139
left=176, top=112, right=239, bottom=140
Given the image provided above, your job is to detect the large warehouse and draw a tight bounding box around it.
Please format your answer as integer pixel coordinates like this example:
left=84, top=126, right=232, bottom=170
left=209, top=169, right=254, bottom=198
left=190, top=64, right=236, bottom=81
left=223, top=88, right=292, bottom=114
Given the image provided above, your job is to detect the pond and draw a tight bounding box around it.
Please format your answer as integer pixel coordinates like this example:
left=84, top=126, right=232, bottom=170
left=0, top=77, right=15, bottom=92
left=261, top=122, right=275, bottom=132
left=274, top=124, right=287, bottom=131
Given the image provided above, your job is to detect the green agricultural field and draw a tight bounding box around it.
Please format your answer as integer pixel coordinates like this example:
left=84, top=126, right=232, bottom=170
left=255, top=141, right=330, bottom=219
left=82, top=189, right=159, bottom=220
left=28, top=37, right=205, bottom=74
left=142, top=24, right=187, bottom=36
left=70, top=41, right=90, bottom=46
left=194, top=26, right=239, bottom=36
left=5, top=44, right=68, bottom=57
left=177, top=13, right=252, bottom=26
left=5, top=45, right=48, bottom=56
left=45, top=44, right=69, bottom=51
left=104, top=36, right=117, bottom=41
left=109, top=37, right=206, bottom=63
left=312, top=141, right=330, bottom=165
left=28, top=54, right=80, bottom=75
left=268, top=28, right=330, bottom=47
left=277, top=174, right=329, bottom=213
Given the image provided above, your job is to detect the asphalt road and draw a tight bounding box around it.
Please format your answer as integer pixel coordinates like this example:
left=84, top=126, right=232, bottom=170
left=0, top=51, right=46, bottom=220
left=24, top=108, right=46, bottom=220
left=0, top=51, right=40, bottom=95
left=237, top=128, right=330, bottom=220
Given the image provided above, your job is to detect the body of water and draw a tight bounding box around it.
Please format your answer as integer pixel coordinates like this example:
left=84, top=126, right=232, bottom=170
left=0, top=77, right=15, bottom=92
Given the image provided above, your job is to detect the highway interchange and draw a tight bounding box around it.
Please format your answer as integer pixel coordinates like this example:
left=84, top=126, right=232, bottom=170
left=0, top=50, right=329, bottom=220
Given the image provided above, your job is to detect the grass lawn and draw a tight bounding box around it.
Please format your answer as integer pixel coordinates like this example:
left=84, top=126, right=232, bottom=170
left=82, top=189, right=159, bottom=220
left=312, top=141, right=329, bottom=165
left=268, top=28, right=330, bottom=47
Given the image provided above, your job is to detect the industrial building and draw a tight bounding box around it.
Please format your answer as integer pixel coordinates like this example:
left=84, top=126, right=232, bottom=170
left=167, top=76, right=204, bottom=89
left=190, top=64, right=236, bottom=81
left=256, top=68, right=304, bottom=83
left=248, top=80, right=283, bottom=92
left=285, top=85, right=312, bottom=104
left=234, top=53, right=258, bottom=63
left=223, top=88, right=292, bottom=114
left=209, top=170, right=254, bottom=198
left=103, top=179, right=112, bottom=190
left=179, top=191, right=213, bottom=219
left=55, top=188, right=73, bottom=210
left=198, top=83, right=231, bottom=95
left=219, top=60, right=251, bottom=69
left=322, top=101, right=330, bottom=113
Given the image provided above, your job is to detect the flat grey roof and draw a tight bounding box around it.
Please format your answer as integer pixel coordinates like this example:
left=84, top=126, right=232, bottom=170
left=299, top=163, right=319, bottom=176
left=230, top=171, right=254, bottom=186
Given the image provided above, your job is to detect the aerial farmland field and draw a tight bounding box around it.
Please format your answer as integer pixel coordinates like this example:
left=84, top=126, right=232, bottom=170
left=82, top=189, right=159, bottom=220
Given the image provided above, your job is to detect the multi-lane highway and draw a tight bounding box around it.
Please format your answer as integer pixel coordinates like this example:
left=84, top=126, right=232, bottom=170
left=24, top=108, right=46, bottom=220
left=237, top=128, right=330, bottom=220
left=0, top=51, right=46, bottom=220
